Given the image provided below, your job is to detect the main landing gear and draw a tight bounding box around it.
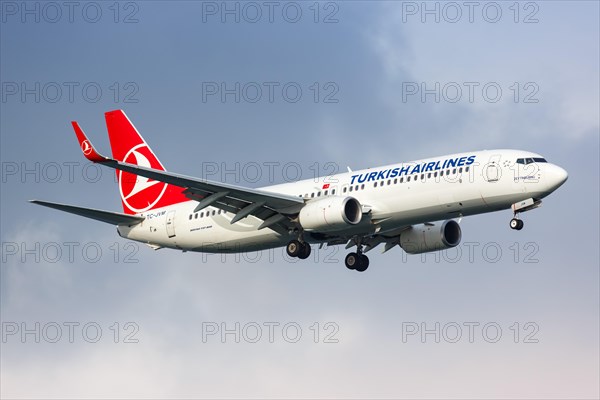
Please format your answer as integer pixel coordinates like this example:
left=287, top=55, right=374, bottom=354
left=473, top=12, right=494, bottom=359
left=345, top=251, right=369, bottom=272
left=343, top=238, right=370, bottom=272
left=286, top=238, right=370, bottom=271
left=510, top=216, right=524, bottom=230
left=286, top=239, right=312, bottom=259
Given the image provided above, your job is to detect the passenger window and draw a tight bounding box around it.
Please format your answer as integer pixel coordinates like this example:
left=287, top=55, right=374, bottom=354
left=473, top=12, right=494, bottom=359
left=361, top=184, right=364, bottom=190
left=440, top=170, right=444, bottom=176
left=349, top=186, right=353, bottom=192
left=459, top=168, right=462, bottom=173
left=434, top=172, right=437, bottom=178
left=452, top=168, right=456, bottom=174
left=317, top=191, right=321, bottom=197
left=400, top=177, right=403, bottom=183
left=427, top=173, right=431, bottom=179
left=194, top=213, right=198, bottom=219
left=374, top=182, right=378, bottom=187
left=332, top=189, right=336, bottom=195
left=212, top=210, right=216, bottom=216
left=311, top=193, right=314, bottom=198
left=343, top=187, right=347, bottom=193
left=421, top=174, right=425, bottom=180
left=465, top=166, right=469, bottom=172
left=394, top=178, right=397, bottom=184
left=407, top=176, right=411, bottom=182
left=324, top=190, right=328, bottom=195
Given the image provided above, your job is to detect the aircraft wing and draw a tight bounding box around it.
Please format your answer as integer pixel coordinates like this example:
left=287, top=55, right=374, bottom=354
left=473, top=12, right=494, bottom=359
left=30, top=200, right=145, bottom=226
left=73, top=122, right=304, bottom=231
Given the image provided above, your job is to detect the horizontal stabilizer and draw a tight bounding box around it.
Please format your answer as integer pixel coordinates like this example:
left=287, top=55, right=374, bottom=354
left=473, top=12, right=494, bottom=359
left=30, top=200, right=144, bottom=226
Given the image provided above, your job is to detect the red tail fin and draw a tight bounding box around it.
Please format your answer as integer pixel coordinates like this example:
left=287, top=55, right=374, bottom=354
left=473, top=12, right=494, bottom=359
left=104, top=110, right=188, bottom=215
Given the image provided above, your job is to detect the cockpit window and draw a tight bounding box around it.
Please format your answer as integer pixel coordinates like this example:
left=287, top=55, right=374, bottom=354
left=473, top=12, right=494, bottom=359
left=516, top=157, right=547, bottom=165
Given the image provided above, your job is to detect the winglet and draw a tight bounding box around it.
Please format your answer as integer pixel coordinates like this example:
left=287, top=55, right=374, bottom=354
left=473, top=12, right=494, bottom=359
left=72, top=121, right=109, bottom=163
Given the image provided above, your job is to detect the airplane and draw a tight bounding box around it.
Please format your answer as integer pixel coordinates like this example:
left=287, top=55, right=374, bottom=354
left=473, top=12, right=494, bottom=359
left=31, top=110, right=568, bottom=272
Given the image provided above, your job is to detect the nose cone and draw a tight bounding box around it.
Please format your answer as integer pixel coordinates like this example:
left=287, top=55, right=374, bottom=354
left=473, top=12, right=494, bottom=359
left=550, top=165, right=568, bottom=191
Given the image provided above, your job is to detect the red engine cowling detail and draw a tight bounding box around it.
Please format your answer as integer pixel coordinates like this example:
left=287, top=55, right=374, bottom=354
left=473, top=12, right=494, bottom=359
left=400, top=220, right=462, bottom=254
left=299, top=196, right=362, bottom=232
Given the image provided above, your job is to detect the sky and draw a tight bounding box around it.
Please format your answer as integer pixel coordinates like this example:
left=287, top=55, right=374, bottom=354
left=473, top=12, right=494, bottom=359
left=1, top=1, right=599, bottom=398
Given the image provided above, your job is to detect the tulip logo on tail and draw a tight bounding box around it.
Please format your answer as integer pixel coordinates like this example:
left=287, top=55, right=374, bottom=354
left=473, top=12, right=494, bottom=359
left=119, top=143, right=167, bottom=214
left=81, top=140, right=93, bottom=156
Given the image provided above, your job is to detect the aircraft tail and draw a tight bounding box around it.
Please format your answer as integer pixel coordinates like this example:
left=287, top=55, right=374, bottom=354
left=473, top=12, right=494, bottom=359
left=103, top=110, right=188, bottom=215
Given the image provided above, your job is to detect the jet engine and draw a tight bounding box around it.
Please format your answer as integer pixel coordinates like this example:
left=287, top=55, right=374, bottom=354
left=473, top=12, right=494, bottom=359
left=299, top=196, right=362, bottom=232
left=400, top=220, right=461, bottom=254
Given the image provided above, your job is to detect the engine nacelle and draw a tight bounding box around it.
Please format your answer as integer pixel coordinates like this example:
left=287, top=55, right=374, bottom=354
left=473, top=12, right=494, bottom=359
left=400, top=220, right=461, bottom=254
left=299, top=196, right=362, bottom=232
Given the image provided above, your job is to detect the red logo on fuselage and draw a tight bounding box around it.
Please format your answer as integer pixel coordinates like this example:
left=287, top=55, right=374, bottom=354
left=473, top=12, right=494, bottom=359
left=119, top=143, right=167, bottom=214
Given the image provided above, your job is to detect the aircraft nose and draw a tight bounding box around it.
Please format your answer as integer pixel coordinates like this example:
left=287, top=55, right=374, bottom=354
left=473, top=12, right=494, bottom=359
left=550, top=165, right=568, bottom=190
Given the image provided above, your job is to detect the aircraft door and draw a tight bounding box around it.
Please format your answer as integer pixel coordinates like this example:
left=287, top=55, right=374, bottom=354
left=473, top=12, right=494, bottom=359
left=484, top=156, right=501, bottom=182
left=166, top=210, right=176, bottom=238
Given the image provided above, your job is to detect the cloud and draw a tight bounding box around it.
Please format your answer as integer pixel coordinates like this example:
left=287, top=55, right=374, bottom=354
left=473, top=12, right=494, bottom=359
left=363, top=2, right=599, bottom=156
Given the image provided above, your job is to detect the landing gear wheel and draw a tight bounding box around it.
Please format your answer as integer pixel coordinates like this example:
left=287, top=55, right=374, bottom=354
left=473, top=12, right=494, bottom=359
left=516, top=219, right=524, bottom=230
left=355, top=254, right=370, bottom=272
left=298, top=243, right=311, bottom=259
left=510, top=218, right=524, bottom=230
left=345, top=252, right=359, bottom=270
left=286, top=240, right=302, bottom=257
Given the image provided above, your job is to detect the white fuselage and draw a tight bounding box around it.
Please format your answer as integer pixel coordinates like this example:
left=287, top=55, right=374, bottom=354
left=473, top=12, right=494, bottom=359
left=117, top=149, right=567, bottom=253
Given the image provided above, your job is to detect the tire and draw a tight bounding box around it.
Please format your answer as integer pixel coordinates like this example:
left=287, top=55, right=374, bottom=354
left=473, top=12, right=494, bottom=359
left=345, top=252, right=359, bottom=270
left=516, top=219, right=524, bottom=230
left=510, top=218, right=519, bottom=230
left=298, top=243, right=311, bottom=259
left=355, top=254, right=369, bottom=272
left=286, top=240, right=302, bottom=257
